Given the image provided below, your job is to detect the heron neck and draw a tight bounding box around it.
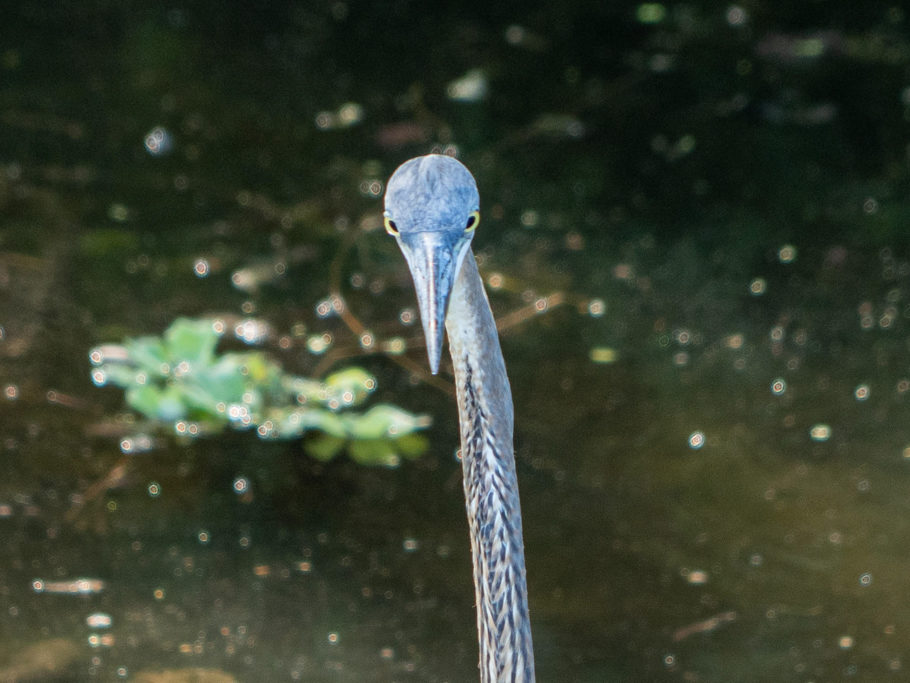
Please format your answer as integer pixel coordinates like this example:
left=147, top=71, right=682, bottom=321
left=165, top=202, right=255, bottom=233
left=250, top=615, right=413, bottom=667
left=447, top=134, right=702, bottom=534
left=445, top=250, right=535, bottom=682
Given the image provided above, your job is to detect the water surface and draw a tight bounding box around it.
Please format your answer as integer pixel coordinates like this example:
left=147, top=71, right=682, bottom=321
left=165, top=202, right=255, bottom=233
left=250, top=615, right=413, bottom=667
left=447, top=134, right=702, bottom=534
left=2, top=2, right=910, bottom=681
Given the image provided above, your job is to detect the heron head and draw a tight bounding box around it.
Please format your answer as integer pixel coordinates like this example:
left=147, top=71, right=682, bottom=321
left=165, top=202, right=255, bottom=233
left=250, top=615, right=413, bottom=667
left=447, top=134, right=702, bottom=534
left=383, top=154, right=480, bottom=375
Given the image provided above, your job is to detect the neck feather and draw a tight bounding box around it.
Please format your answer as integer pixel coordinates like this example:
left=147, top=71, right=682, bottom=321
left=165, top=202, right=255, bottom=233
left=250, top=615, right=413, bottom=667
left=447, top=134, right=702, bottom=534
left=445, top=251, right=535, bottom=682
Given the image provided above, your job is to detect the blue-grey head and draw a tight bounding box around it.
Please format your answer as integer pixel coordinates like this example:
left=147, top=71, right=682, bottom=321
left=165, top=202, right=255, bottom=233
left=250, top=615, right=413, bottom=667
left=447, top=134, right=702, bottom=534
left=383, top=154, right=480, bottom=375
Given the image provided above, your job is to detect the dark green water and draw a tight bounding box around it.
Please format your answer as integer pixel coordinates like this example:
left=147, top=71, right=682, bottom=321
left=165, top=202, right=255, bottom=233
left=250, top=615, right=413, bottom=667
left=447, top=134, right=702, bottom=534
left=3, top=2, right=910, bottom=680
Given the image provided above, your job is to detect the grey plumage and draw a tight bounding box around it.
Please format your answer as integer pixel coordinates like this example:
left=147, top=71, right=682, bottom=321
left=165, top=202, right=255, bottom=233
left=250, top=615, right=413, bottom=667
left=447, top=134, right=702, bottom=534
left=384, top=155, right=535, bottom=681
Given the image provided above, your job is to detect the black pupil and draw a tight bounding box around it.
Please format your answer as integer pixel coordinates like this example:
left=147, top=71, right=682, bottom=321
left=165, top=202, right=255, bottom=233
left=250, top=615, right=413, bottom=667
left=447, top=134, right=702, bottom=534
left=388, top=220, right=397, bottom=231
left=466, top=215, right=476, bottom=229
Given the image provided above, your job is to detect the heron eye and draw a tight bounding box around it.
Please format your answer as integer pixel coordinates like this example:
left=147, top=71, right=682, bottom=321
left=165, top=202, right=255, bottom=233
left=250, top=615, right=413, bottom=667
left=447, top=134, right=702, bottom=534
left=465, top=210, right=480, bottom=233
left=383, top=215, right=399, bottom=236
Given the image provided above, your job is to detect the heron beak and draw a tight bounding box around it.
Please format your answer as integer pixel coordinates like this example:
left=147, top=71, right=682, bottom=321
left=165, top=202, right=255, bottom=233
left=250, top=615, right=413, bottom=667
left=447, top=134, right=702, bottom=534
left=398, top=232, right=460, bottom=375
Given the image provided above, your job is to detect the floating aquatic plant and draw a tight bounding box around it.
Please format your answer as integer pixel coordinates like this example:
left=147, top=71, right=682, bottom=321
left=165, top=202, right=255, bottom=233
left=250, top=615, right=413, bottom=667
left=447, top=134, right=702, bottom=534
left=89, top=318, right=430, bottom=466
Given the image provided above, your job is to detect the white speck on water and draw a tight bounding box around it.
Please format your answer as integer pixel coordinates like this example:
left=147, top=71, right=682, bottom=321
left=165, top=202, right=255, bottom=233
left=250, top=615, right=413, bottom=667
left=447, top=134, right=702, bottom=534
left=120, top=434, right=153, bottom=454
left=637, top=3, right=667, bottom=24
left=337, top=102, right=364, bottom=126
left=446, top=69, right=488, bottom=102
left=234, top=318, right=270, bottom=345
left=144, top=126, right=172, bottom=156
left=685, top=569, right=709, bottom=584
left=589, top=347, right=618, bottom=364
left=778, top=244, right=797, bottom=263
left=306, top=333, right=333, bottom=354
left=382, top=337, right=406, bottom=355
left=809, top=424, right=831, bottom=441
left=108, top=203, right=130, bottom=222
left=398, top=308, right=416, bottom=325
left=520, top=209, right=539, bottom=227
left=726, top=5, right=749, bottom=26
left=86, top=612, right=112, bottom=629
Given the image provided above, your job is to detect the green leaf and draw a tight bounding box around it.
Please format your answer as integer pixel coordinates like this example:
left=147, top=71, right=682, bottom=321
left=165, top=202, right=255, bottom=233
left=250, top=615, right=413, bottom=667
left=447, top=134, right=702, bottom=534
left=203, top=355, right=255, bottom=402
left=281, top=375, right=325, bottom=403
left=346, top=404, right=431, bottom=440
left=266, top=407, right=351, bottom=438
left=393, top=433, right=430, bottom=459
left=323, top=367, right=376, bottom=407
left=126, top=337, right=169, bottom=376
left=124, top=384, right=164, bottom=419
left=303, top=410, right=349, bottom=438
left=347, top=439, right=400, bottom=467
left=163, top=318, right=219, bottom=367
left=97, top=363, right=142, bottom=388
left=126, top=384, right=186, bottom=421
left=228, top=351, right=281, bottom=386
left=178, top=382, right=228, bottom=420
left=304, top=434, right=347, bottom=461
left=90, top=317, right=429, bottom=466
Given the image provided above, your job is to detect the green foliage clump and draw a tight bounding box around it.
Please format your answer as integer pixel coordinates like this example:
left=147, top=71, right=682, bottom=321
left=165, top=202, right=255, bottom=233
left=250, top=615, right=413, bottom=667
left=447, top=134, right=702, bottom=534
left=90, top=318, right=430, bottom=466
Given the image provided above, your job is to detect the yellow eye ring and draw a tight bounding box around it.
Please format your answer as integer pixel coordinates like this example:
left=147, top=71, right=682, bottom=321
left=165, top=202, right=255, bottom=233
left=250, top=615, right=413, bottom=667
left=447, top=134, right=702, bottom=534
left=465, top=210, right=480, bottom=233
left=383, top=214, right=399, bottom=236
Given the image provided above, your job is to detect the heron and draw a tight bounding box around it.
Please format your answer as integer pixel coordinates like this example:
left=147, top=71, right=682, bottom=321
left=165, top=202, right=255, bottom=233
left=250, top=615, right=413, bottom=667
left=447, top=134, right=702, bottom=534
left=384, top=154, right=535, bottom=681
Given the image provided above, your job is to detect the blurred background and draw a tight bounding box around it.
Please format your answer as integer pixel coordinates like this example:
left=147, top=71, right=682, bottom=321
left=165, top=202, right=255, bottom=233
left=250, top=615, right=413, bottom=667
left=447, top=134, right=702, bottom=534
left=3, top=1, right=910, bottom=680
